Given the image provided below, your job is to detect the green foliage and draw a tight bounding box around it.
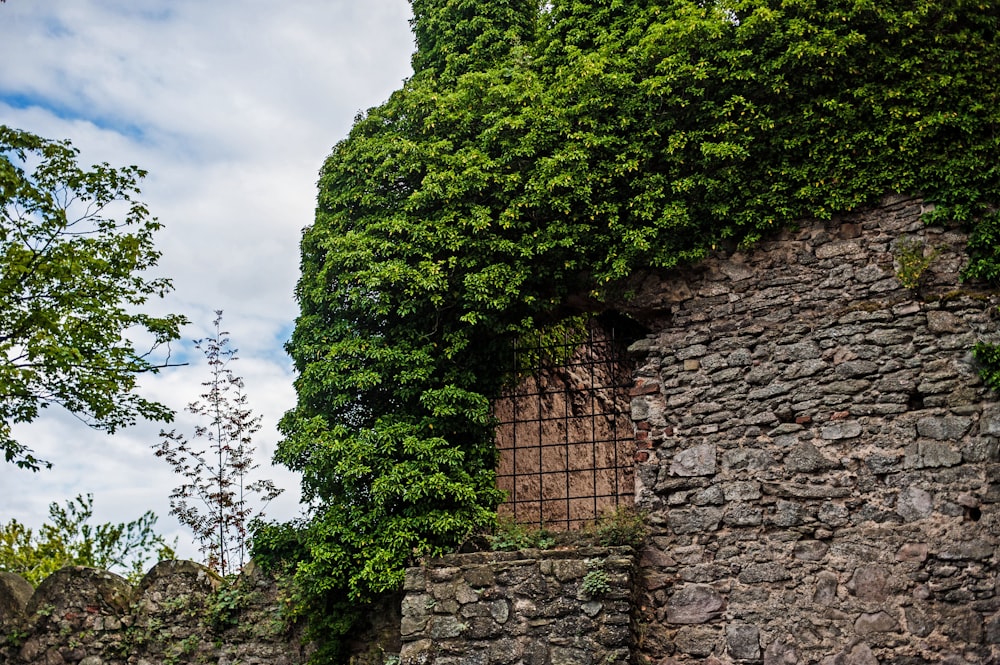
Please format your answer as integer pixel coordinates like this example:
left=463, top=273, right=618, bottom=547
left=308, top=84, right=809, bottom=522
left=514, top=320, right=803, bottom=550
left=973, top=341, right=1000, bottom=393
left=0, top=126, right=188, bottom=471
left=894, top=238, right=939, bottom=291
left=588, top=506, right=648, bottom=549
left=0, top=493, right=176, bottom=585
left=488, top=515, right=556, bottom=551
left=515, top=315, right=590, bottom=375
left=205, top=577, right=263, bottom=634
left=267, top=0, right=1000, bottom=659
left=963, top=210, right=1000, bottom=284
left=581, top=559, right=610, bottom=598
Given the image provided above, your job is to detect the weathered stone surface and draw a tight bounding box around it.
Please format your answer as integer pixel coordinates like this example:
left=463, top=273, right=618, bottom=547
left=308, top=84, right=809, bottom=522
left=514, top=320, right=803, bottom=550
left=854, top=611, right=900, bottom=635
left=937, top=539, right=994, bottom=561
left=793, top=540, right=829, bottom=561
left=726, top=623, right=761, bottom=659
left=895, top=542, right=929, bottom=562
left=821, top=422, right=863, bottom=440
left=927, top=310, right=965, bottom=333
left=667, top=507, right=724, bottom=534
left=739, top=563, right=791, bottom=584
left=813, top=572, right=838, bottom=605
left=785, top=442, right=839, bottom=473
left=847, top=566, right=890, bottom=603
left=906, top=605, right=935, bottom=638
left=675, top=625, right=719, bottom=656
left=670, top=444, right=717, bottom=477
left=896, top=486, right=934, bottom=521
left=763, top=636, right=799, bottom=665
left=916, top=415, right=972, bottom=441
left=0, top=572, right=33, bottom=627
left=762, top=482, right=852, bottom=499
left=666, top=585, right=725, bottom=624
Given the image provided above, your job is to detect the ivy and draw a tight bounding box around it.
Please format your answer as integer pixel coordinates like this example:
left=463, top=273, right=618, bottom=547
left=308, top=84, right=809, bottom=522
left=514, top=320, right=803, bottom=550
left=258, top=1, right=1000, bottom=660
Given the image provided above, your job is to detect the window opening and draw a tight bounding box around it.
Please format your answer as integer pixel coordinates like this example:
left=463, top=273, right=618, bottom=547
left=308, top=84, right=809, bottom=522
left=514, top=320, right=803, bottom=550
left=494, top=319, right=636, bottom=530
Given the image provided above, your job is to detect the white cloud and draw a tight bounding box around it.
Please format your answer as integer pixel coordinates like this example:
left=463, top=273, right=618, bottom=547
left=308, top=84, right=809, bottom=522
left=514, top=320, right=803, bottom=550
left=0, top=0, right=415, bottom=566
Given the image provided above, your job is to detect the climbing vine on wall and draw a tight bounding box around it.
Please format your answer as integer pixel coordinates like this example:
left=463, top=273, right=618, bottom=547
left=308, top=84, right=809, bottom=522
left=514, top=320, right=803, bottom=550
left=256, top=0, right=1000, bottom=659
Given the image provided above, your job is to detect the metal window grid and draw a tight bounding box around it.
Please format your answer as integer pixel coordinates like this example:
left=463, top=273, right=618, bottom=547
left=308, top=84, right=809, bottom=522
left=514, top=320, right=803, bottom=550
left=494, top=322, right=635, bottom=530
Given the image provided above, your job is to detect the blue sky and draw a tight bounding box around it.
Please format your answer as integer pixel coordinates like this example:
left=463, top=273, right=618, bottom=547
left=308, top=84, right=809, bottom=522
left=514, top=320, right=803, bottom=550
left=0, top=0, right=415, bottom=563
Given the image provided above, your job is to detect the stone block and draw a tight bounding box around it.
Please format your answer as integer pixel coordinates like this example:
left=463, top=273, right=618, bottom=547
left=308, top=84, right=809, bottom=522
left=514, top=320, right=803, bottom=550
left=896, top=486, right=934, bottom=521
left=551, top=647, right=592, bottom=665
left=895, top=543, right=929, bottom=562
left=854, top=611, right=899, bottom=635
left=721, top=481, right=762, bottom=501
left=813, top=572, right=839, bottom=605
left=905, top=605, right=934, bottom=638
left=670, top=444, right=717, bottom=477
left=400, top=639, right=434, bottom=663
left=762, top=635, right=799, bottom=665
left=793, top=540, right=829, bottom=561
left=739, top=563, right=791, bottom=584
left=723, top=503, right=763, bottom=527
left=938, top=540, right=994, bottom=561
left=0, top=572, right=33, bottom=628
left=785, top=442, right=839, bottom=473
left=825, top=642, right=879, bottom=665
left=727, top=348, right=754, bottom=366
left=428, top=616, right=464, bottom=639
left=821, top=422, right=863, bottom=440
left=926, top=310, right=965, bottom=333
left=905, top=440, right=961, bottom=468
left=667, top=507, right=724, bottom=534
left=726, top=623, right=761, bottom=660
left=463, top=566, right=495, bottom=588
left=749, top=383, right=791, bottom=400
left=916, top=415, right=972, bottom=441
left=836, top=360, right=880, bottom=377
left=490, top=599, right=510, bottom=624
left=675, top=625, right=719, bottom=656
left=762, top=482, right=852, bottom=499
left=847, top=566, right=890, bottom=603
left=666, top=585, right=726, bottom=624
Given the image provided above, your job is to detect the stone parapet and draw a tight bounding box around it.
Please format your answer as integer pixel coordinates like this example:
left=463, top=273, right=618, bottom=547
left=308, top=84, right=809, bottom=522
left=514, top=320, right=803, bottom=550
left=400, top=547, right=636, bottom=665
left=0, top=560, right=312, bottom=665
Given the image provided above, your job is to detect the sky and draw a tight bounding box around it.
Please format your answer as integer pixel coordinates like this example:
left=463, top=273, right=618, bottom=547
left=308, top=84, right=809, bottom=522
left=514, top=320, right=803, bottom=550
left=0, top=1, right=416, bottom=565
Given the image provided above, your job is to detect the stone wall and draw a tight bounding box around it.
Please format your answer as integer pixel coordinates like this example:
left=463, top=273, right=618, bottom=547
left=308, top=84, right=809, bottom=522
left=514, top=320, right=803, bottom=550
left=0, top=560, right=313, bottom=665
left=398, top=547, right=635, bottom=665
left=626, top=195, right=1000, bottom=663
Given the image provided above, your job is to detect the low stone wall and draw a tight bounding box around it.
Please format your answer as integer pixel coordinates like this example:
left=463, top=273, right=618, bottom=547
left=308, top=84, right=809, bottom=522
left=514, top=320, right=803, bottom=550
left=0, top=560, right=312, bottom=665
left=627, top=195, right=1000, bottom=663
left=399, top=547, right=635, bottom=665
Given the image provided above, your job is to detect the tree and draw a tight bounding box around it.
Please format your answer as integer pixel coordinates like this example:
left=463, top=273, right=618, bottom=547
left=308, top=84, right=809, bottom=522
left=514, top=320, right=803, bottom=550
left=0, top=493, right=176, bottom=586
left=0, top=126, right=188, bottom=471
left=154, top=312, right=282, bottom=576
left=261, top=0, right=1000, bottom=659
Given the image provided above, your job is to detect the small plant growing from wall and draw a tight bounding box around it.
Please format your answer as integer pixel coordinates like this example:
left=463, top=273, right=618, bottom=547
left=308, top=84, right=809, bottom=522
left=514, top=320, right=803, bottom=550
left=581, top=558, right=611, bottom=598
left=154, top=312, right=282, bottom=576
left=589, top=506, right=648, bottom=548
left=488, top=515, right=556, bottom=551
left=894, top=237, right=938, bottom=291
